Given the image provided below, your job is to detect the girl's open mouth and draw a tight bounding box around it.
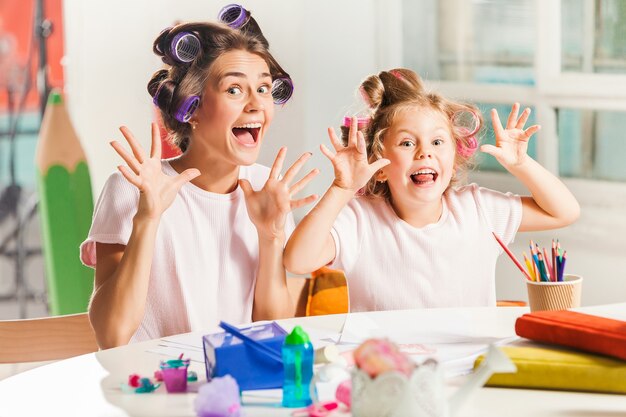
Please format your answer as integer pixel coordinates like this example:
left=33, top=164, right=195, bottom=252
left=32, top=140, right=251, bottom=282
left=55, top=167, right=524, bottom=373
left=410, top=168, right=438, bottom=185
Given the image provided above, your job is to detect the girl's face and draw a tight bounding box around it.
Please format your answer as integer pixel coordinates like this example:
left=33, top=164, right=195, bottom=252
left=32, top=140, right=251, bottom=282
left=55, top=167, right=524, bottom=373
left=192, top=49, right=275, bottom=166
left=379, top=106, right=457, bottom=213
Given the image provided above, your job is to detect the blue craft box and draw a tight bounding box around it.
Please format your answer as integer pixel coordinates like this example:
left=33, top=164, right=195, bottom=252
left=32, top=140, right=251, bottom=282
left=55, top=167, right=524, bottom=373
left=203, top=322, right=286, bottom=390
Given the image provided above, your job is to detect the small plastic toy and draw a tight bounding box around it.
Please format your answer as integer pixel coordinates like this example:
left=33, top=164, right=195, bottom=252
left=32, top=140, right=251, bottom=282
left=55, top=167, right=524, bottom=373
left=160, top=357, right=191, bottom=393
left=194, top=375, right=241, bottom=417
left=121, top=374, right=160, bottom=394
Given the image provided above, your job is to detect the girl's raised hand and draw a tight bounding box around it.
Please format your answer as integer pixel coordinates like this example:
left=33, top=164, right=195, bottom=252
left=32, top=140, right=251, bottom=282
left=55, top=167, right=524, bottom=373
left=110, top=123, right=200, bottom=220
left=239, top=147, right=319, bottom=241
left=321, top=117, right=390, bottom=193
left=482, top=103, right=541, bottom=169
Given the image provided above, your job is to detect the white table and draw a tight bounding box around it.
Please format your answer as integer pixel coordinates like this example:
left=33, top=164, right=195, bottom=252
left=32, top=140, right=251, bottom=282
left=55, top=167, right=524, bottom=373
left=1, top=304, right=626, bottom=417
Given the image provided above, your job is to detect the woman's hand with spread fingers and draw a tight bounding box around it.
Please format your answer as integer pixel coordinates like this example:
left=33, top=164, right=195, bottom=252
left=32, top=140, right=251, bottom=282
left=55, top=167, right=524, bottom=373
left=110, top=123, right=200, bottom=220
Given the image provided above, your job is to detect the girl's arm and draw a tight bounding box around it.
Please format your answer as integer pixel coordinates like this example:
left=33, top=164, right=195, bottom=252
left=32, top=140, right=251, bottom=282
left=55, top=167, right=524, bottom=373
left=482, top=104, right=580, bottom=232
left=284, top=118, right=390, bottom=275
left=239, top=147, right=318, bottom=319
left=89, top=124, right=199, bottom=348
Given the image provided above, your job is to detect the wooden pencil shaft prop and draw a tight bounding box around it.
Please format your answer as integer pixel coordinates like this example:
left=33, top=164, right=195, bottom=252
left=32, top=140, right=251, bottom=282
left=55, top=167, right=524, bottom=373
left=36, top=90, right=94, bottom=315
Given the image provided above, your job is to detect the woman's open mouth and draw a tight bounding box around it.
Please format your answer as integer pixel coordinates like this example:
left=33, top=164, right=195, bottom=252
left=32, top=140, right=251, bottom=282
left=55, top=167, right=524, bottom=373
left=410, top=168, right=438, bottom=185
left=232, top=122, right=262, bottom=147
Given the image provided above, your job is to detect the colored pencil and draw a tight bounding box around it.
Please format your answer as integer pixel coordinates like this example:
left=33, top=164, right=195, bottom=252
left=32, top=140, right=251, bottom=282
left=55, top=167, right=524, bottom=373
left=36, top=89, right=94, bottom=314
left=559, top=251, right=568, bottom=282
left=542, top=247, right=553, bottom=281
left=523, top=253, right=536, bottom=281
left=492, top=233, right=532, bottom=280
left=552, top=240, right=557, bottom=280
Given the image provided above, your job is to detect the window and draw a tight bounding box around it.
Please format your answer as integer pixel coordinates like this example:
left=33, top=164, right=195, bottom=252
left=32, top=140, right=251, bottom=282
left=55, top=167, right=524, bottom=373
left=398, top=0, right=626, bottom=193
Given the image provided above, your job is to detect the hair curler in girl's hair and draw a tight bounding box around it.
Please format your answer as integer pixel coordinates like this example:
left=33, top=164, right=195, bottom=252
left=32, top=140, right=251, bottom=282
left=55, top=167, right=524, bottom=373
left=452, top=110, right=480, bottom=157
left=456, top=129, right=479, bottom=157
left=272, top=77, right=294, bottom=105
left=169, top=32, right=201, bottom=63
left=342, top=116, right=370, bottom=128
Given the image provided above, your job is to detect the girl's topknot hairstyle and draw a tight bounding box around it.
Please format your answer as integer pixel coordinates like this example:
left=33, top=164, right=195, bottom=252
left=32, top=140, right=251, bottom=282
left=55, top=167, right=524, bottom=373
left=357, top=68, right=483, bottom=201
left=148, top=18, right=291, bottom=153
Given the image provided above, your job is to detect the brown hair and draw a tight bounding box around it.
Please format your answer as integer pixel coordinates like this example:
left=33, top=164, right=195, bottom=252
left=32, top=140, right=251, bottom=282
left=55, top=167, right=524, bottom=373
left=148, top=22, right=288, bottom=152
left=350, top=68, right=483, bottom=200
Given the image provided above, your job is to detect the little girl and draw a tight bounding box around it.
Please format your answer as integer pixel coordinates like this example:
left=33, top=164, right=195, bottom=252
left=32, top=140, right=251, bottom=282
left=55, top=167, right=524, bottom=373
left=81, top=10, right=318, bottom=347
left=284, top=68, right=579, bottom=311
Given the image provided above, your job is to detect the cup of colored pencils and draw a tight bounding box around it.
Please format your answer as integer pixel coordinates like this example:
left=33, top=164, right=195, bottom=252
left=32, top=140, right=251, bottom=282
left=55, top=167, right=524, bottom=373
left=492, top=234, right=582, bottom=311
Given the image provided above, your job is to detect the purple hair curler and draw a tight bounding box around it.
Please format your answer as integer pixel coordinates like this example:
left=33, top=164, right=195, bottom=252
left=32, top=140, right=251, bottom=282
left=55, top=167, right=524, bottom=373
left=218, top=4, right=249, bottom=29
left=175, top=95, right=200, bottom=123
left=152, top=83, right=165, bottom=106
left=170, top=32, right=201, bottom=63
left=342, top=116, right=370, bottom=128
left=272, top=77, right=294, bottom=105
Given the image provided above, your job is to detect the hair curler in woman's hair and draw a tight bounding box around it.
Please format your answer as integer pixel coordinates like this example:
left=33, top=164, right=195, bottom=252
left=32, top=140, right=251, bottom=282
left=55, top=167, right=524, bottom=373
left=152, top=81, right=200, bottom=123
left=175, top=95, right=201, bottom=123
left=154, top=28, right=201, bottom=64
left=218, top=4, right=250, bottom=28
left=342, top=116, right=370, bottom=128
left=452, top=110, right=480, bottom=157
left=169, top=32, right=201, bottom=63
left=217, top=4, right=269, bottom=48
left=272, top=77, right=294, bottom=105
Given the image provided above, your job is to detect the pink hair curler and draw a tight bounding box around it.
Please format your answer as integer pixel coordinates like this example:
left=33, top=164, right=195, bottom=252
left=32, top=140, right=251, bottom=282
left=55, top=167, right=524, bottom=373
left=342, top=116, right=370, bottom=128
left=452, top=110, right=480, bottom=157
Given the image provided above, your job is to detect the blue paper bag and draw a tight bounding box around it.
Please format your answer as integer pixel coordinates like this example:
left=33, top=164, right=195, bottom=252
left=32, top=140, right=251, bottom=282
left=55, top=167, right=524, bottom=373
left=203, top=322, right=286, bottom=390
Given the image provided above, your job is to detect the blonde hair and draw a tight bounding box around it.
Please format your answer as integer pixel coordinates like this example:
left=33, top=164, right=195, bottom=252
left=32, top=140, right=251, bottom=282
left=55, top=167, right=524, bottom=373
left=354, top=68, right=483, bottom=200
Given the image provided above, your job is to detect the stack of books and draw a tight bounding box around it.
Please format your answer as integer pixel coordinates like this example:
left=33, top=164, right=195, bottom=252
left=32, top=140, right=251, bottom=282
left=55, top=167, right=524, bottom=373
left=474, top=310, right=626, bottom=394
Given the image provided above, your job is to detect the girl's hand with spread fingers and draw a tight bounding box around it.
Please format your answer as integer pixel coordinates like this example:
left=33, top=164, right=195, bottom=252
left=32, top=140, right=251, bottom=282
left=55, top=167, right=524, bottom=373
left=321, top=117, right=390, bottom=193
left=240, top=147, right=319, bottom=241
left=110, top=123, right=200, bottom=220
left=481, top=103, right=541, bottom=169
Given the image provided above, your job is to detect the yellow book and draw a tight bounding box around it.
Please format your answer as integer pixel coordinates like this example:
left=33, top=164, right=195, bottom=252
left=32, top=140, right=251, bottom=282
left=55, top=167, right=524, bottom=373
left=474, top=346, right=626, bottom=394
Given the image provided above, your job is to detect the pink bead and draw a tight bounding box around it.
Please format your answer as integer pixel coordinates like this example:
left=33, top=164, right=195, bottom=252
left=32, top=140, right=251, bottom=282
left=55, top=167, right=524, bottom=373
left=128, top=374, right=141, bottom=388
left=336, top=379, right=351, bottom=408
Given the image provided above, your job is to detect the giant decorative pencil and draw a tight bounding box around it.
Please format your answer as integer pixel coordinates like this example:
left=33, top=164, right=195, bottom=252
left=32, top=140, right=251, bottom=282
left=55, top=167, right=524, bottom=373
left=35, top=89, right=94, bottom=315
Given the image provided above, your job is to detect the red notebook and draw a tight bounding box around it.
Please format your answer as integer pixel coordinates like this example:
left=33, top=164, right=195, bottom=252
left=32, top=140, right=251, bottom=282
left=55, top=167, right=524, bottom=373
left=515, top=310, right=626, bottom=361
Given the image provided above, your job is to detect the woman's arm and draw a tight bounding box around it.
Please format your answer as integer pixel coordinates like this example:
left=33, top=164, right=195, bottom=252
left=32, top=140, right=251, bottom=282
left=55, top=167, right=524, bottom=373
left=89, top=124, right=199, bottom=348
left=482, top=104, right=580, bottom=232
left=284, top=118, right=390, bottom=275
left=90, top=217, right=158, bottom=348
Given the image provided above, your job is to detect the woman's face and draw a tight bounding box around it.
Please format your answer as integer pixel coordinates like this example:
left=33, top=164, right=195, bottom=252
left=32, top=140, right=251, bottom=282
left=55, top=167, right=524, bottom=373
left=191, top=49, right=275, bottom=166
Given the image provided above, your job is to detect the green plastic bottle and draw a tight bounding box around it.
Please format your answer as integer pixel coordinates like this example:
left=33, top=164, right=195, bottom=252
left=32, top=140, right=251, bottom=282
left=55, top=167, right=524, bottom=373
left=282, top=325, right=314, bottom=407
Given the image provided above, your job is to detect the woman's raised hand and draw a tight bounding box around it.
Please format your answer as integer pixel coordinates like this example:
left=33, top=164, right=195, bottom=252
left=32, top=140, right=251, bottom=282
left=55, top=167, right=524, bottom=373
left=110, top=123, right=200, bottom=220
left=321, top=117, right=389, bottom=193
left=239, top=147, right=319, bottom=240
left=482, top=103, right=541, bottom=169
